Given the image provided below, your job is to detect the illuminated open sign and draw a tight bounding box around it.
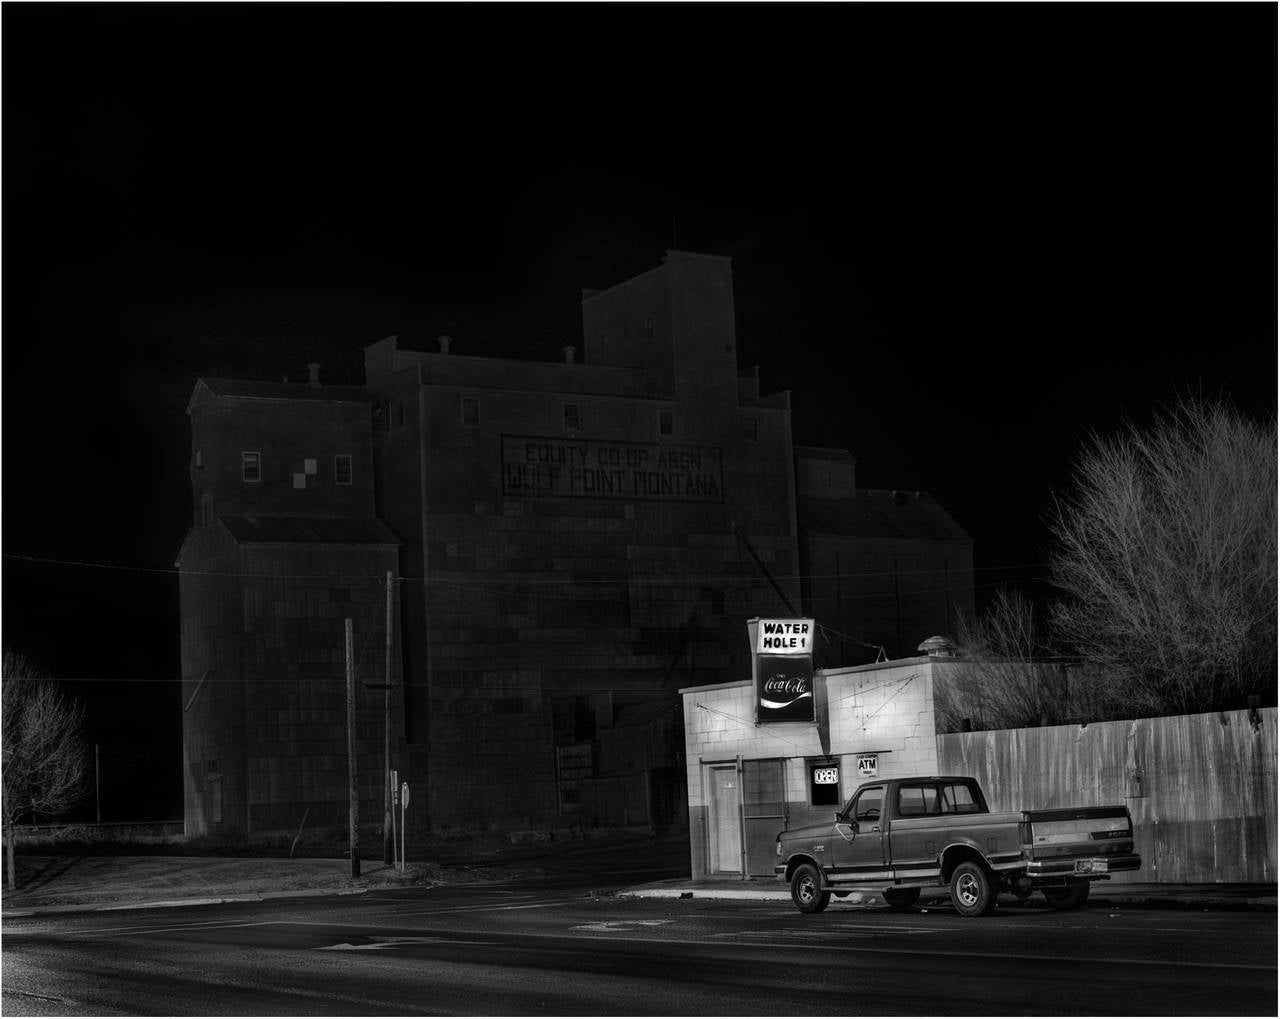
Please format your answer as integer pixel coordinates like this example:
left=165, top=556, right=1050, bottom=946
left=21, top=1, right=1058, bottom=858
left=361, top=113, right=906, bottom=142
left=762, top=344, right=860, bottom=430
left=812, top=767, right=839, bottom=785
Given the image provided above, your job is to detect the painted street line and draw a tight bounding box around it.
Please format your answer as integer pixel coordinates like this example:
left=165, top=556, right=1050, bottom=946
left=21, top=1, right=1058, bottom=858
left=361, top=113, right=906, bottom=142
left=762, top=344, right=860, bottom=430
left=318, top=935, right=497, bottom=951
left=571, top=919, right=676, bottom=933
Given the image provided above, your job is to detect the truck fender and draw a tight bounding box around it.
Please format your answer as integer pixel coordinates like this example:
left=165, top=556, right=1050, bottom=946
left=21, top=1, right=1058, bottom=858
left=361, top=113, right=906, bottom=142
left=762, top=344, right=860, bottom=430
left=938, top=839, right=990, bottom=881
left=783, top=853, right=823, bottom=882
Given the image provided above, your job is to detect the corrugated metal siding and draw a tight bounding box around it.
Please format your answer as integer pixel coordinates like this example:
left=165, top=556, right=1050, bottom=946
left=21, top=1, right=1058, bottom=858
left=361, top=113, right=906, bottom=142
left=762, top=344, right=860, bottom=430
left=937, top=708, right=1276, bottom=883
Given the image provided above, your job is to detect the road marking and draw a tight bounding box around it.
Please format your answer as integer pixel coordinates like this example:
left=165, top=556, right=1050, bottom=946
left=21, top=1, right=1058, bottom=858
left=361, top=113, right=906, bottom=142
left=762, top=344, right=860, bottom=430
left=721, top=924, right=939, bottom=939
left=318, top=935, right=496, bottom=951
left=571, top=919, right=675, bottom=933
left=7, top=990, right=66, bottom=1003
left=57, top=919, right=277, bottom=938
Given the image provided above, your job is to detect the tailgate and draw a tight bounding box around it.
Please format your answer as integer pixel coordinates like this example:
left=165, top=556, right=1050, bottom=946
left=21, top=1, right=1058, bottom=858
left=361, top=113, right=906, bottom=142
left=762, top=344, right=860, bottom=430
left=1024, top=805, right=1135, bottom=865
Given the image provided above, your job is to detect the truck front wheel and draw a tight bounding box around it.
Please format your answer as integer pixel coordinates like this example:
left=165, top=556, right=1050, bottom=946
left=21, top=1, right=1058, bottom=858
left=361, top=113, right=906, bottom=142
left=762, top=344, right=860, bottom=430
left=1043, top=882, right=1090, bottom=910
left=950, top=861, right=996, bottom=917
left=790, top=863, right=830, bottom=914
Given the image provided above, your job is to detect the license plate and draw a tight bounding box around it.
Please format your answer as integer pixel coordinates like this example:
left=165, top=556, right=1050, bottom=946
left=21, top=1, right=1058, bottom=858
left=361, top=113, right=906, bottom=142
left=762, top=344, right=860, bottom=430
left=1074, top=859, right=1106, bottom=875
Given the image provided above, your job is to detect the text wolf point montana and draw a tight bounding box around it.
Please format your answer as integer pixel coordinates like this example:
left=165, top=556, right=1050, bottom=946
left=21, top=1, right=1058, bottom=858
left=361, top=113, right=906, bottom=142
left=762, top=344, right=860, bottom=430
left=500, top=435, right=725, bottom=503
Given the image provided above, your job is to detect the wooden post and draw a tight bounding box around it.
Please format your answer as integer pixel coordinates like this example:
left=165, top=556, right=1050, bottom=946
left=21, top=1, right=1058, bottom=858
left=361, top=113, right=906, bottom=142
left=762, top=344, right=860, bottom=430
left=346, top=617, right=359, bottom=878
left=383, top=570, right=394, bottom=866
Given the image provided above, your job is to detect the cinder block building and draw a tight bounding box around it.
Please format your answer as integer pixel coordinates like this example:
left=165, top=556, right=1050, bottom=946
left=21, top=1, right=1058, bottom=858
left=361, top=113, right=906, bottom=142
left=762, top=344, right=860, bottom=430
left=681, top=647, right=963, bottom=879
left=177, top=251, right=975, bottom=839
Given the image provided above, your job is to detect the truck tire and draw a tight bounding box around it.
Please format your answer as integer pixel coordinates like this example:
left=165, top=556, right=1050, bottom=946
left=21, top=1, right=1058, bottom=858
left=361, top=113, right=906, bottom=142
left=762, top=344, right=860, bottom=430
left=790, top=863, right=830, bottom=914
left=950, top=860, right=996, bottom=917
left=882, top=887, right=921, bottom=911
left=1043, top=882, right=1090, bottom=910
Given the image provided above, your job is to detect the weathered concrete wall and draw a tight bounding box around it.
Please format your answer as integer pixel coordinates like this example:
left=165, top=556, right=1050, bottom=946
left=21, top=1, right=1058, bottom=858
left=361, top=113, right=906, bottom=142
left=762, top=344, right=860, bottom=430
left=937, top=708, right=1277, bottom=883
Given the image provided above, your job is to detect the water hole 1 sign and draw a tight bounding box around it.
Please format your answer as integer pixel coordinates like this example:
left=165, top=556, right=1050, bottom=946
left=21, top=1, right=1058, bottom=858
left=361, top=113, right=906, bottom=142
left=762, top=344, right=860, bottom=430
left=755, top=618, right=815, bottom=655
left=753, top=618, right=817, bottom=723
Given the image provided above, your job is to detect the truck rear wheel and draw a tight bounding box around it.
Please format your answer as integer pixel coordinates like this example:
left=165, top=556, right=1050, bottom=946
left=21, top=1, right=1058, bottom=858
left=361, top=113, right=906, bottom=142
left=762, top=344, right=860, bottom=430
left=882, top=887, right=921, bottom=911
left=1043, top=882, right=1090, bottom=910
left=950, top=861, right=996, bottom=917
left=790, top=863, right=830, bottom=914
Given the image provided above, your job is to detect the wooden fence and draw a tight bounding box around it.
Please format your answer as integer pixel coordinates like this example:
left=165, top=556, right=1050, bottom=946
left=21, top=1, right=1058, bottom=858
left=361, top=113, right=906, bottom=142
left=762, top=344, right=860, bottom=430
left=937, top=707, right=1276, bottom=883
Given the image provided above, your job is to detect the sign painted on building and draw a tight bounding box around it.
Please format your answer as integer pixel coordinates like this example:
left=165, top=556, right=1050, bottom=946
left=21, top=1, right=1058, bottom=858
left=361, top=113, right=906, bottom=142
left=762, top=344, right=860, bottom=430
left=755, top=619, right=815, bottom=655
left=756, top=654, right=815, bottom=723
left=501, top=435, right=724, bottom=503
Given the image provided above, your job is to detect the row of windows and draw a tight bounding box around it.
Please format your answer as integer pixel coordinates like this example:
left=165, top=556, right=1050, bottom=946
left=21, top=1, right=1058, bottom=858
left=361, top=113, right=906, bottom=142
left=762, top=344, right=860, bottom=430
left=241, top=452, right=353, bottom=485
left=459, top=397, right=758, bottom=439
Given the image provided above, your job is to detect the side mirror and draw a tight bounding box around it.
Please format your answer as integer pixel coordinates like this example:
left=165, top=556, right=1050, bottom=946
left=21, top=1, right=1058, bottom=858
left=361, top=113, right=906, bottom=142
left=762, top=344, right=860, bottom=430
left=834, top=812, right=847, bottom=823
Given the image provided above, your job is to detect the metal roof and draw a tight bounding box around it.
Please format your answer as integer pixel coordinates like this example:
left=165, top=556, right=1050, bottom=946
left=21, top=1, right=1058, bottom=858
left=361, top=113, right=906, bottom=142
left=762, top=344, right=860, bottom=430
left=798, top=489, right=971, bottom=543
left=196, top=378, right=374, bottom=404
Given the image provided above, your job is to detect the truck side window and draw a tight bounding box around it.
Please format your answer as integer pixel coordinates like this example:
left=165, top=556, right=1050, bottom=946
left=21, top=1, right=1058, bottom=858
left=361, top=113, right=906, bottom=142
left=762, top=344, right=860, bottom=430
left=852, top=786, right=883, bottom=823
left=940, top=782, right=980, bottom=814
left=898, top=784, right=938, bottom=816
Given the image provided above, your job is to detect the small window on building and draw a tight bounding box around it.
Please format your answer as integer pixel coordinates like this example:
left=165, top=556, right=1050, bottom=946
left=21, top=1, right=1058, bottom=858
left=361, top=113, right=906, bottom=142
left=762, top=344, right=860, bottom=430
left=659, top=410, right=673, bottom=436
left=335, top=455, right=353, bottom=485
left=206, top=759, right=220, bottom=777
left=809, top=760, right=841, bottom=806
left=743, top=417, right=758, bottom=441
left=241, top=451, right=261, bottom=483
left=644, top=316, right=654, bottom=340
left=461, top=397, right=480, bottom=427
left=564, top=403, right=580, bottom=432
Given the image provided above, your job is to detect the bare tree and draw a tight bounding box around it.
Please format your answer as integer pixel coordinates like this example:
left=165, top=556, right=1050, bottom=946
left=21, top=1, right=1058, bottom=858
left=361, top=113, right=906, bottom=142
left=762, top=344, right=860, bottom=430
left=2, top=650, right=87, bottom=890
left=935, top=587, right=1132, bottom=732
left=1048, top=400, right=1277, bottom=716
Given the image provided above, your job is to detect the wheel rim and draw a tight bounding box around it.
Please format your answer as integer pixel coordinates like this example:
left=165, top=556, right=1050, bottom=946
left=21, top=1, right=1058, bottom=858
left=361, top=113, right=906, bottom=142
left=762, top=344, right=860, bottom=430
left=955, top=872, right=980, bottom=908
left=797, top=875, right=815, bottom=903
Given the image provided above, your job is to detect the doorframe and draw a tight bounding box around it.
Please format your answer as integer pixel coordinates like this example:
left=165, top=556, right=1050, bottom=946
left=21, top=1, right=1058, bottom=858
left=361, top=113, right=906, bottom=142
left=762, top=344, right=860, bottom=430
left=701, top=756, right=744, bottom=878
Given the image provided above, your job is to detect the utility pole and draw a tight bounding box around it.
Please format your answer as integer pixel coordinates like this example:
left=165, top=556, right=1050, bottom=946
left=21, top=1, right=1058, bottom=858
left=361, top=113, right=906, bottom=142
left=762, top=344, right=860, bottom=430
left=345, top=617, right=360, bottom=878
left=383, top=570, right=394, bottom=866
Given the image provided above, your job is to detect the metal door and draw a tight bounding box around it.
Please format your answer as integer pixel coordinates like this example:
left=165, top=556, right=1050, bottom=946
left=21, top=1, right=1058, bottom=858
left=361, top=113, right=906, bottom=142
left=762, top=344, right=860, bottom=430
left=742, top=758, right=787, bottom=876
left=708, top=765, right=742, bottom=874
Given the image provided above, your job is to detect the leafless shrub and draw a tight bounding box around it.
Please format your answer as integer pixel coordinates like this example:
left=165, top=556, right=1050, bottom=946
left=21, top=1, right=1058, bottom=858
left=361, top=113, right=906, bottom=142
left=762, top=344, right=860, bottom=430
left=935, top=587, right=1134, bottom=732
left=1048, top=400, right=1277, bottom=715
left=2, top=649, right=88, bottom=888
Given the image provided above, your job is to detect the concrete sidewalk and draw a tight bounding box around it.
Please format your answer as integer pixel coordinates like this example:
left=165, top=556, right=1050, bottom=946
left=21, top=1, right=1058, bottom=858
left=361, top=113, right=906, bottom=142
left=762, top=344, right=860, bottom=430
left=3, top=851, right=1274, bottom=917
left=618, top=876, right=1279, bottom=911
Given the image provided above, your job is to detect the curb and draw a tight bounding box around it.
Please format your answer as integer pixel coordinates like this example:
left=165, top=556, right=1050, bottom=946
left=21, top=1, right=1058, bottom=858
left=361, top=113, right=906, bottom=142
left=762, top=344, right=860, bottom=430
left=3, top=885, right=373, bottom=918
left=616, top=886, right=1278, bottom=912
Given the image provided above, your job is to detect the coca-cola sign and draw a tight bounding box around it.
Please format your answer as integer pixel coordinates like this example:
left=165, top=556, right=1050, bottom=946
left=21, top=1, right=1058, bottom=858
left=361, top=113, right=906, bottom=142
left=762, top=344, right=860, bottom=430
left=757, top=654, right=815, bottom=722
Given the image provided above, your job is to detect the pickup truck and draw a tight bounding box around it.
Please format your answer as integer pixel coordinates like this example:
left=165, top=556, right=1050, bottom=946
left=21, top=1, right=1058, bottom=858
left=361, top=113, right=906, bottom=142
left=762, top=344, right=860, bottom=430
left=775, top=775, right=1140, bottom=917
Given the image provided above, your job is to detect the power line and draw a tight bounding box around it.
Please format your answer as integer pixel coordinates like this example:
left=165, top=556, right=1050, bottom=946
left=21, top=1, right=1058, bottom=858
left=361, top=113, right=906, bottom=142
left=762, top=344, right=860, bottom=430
left=3, top=551, right=1052, bottom=587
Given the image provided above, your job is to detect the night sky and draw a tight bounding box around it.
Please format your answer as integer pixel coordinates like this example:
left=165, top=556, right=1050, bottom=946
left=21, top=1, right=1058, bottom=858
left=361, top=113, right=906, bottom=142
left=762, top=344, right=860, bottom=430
left=3, top=5, right=1275, bottom=819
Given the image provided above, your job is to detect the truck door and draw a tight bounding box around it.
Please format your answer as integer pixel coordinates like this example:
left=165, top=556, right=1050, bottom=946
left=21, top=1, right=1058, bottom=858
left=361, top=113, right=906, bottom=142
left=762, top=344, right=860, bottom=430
left=830, top=783, right=888, bottom=877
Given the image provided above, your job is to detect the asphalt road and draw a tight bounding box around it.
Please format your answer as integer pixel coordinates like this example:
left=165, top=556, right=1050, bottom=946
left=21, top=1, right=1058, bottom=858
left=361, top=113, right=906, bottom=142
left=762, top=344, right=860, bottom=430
left=3, top=845, right=1276, bottom=1017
